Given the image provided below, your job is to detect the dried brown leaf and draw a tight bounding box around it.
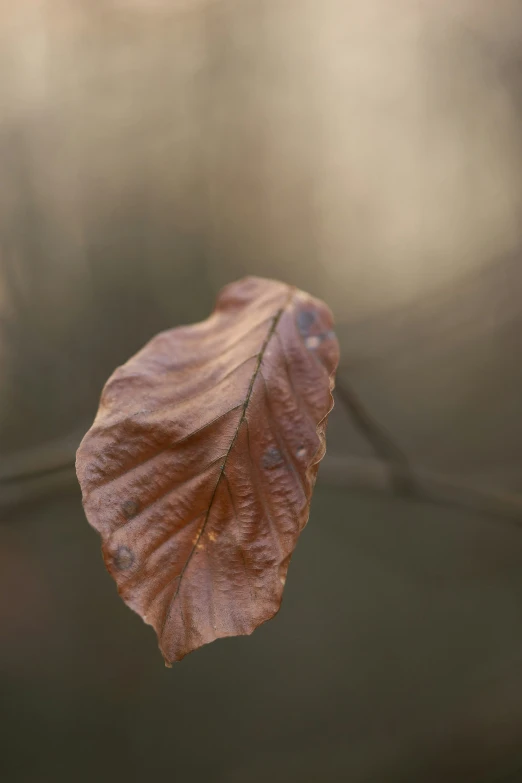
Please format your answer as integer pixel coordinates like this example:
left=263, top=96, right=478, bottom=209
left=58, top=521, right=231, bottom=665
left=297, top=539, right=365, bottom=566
left=76, top=277, right=339, bottom=664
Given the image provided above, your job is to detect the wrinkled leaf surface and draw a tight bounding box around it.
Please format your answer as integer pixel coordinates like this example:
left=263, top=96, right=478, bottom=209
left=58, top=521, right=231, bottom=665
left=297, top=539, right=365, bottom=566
left=76, top=277, right=339, bottom=664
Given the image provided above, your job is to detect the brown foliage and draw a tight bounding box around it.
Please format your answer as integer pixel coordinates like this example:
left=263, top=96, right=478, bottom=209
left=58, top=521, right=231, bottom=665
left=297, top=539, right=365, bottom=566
left=76, top=277, right=339, bottom=664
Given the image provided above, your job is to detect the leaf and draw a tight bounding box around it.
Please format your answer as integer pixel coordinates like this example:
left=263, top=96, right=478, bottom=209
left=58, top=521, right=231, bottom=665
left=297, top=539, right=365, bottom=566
left=76, top=276, right=339, bottom=664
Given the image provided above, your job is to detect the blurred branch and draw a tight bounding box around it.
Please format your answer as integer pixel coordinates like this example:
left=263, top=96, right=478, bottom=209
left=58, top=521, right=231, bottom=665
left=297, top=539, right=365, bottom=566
left=319, top=453, right=522, bottom=524
left=2, top=421, right=522, bottom=524
left=334, top=380, right=415, bottom=494
left=332, top=379, right=522, bottom=523
left=0, top=429, right=83, bottom=513
left=0, top=464, right=78, bottom=512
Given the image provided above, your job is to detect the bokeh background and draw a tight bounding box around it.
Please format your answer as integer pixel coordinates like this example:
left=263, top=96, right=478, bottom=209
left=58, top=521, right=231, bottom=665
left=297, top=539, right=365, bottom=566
left=2, top=1, right=522, bottom=781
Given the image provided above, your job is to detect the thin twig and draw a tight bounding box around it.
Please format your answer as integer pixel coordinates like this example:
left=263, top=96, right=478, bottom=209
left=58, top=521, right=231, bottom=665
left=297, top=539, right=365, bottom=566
left=332, top=378, right=522, bottom=524
left=2, top=411, right=522, bottom=526
left=334, top=378, right=416, bottom=495
left=320, top=453, right=522, bottom=525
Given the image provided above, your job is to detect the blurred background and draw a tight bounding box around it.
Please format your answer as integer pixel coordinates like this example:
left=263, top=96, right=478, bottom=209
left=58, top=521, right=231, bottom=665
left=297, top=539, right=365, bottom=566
left=1, top=1, right=522, bottom=781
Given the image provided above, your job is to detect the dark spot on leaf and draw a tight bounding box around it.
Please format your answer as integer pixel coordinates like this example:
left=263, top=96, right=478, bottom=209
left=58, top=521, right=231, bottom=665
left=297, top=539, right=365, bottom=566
left=76, top=277, right=339, bottom=664
left=122, top=500, right=139, bottom=519
left=296, top=310, right=316, bottom=336
left=262, top=446, right=284, bottom=470
left=113, top=546, right=135, bottom=571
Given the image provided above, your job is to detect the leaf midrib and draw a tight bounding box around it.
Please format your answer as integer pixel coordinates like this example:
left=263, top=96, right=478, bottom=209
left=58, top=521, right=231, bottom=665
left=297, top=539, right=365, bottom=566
left=159, top=293, right=292, bottom=651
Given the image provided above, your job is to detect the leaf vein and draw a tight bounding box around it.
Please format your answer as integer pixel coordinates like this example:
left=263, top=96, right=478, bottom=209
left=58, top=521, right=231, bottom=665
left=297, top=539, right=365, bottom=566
left=159, top=293, right=293, bottom=645
left=93, top=403, right=243, bottom=491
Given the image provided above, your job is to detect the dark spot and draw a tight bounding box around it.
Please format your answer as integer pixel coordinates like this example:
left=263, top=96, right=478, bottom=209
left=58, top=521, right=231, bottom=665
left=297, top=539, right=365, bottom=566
left=113, top=546, right=135, bottom=571
left=122, top=500, right=139, bottom=519
left=262, top=446, right=284, bottom=470
left=296, top=310, right=317, bottom=336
